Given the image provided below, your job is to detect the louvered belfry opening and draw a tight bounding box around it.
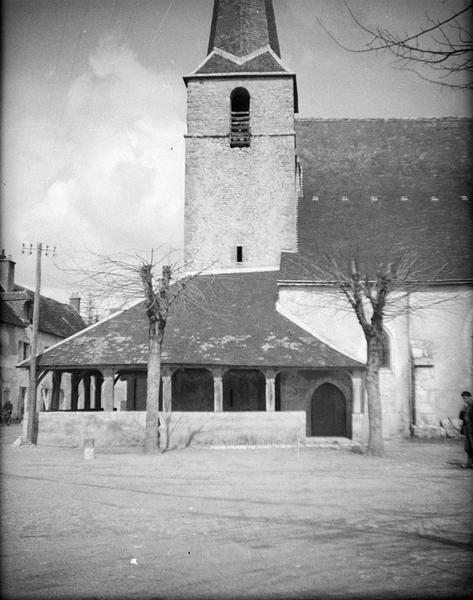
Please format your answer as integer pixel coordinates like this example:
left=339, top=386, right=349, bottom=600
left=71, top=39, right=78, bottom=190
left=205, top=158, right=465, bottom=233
left=230, top=87, right=250, bottom=147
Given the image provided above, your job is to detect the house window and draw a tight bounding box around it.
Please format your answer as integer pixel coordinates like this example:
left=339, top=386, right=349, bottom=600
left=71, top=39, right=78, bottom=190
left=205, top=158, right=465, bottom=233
left=230, top=87, right=250, bottom=147
left=380, top=331, right=391, bottom=369
left=236, top=246, right=243, bottom=263
left=18, top=341, right=30, bottom=361
left=24, top=301, right=33, bottom=323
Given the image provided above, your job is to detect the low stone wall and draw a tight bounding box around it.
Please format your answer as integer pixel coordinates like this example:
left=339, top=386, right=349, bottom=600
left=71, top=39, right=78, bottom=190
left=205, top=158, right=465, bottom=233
left=38, top=411, right=307, bottom=448
left=38, top=412, right=147, bottom=448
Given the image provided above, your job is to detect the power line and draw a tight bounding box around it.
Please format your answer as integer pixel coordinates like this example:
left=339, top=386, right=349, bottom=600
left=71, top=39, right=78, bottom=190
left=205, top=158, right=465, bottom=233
left=151, top=0, right=176, bottom=45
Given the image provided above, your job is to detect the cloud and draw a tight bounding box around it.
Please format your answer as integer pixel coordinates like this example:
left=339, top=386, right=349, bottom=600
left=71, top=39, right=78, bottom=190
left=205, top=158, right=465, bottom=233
left=3, top=35, right=185, bottom=295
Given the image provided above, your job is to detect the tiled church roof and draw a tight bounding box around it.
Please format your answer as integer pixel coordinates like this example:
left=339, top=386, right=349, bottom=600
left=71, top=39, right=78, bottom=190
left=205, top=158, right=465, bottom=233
left=280, top=118, right=473, bottom=282
left=34, top=271, right=362, bottom=370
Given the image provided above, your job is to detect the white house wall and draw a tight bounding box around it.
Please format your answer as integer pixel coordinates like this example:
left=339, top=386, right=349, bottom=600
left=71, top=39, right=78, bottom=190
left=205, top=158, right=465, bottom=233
left=0, top=324, right=73, bottom=419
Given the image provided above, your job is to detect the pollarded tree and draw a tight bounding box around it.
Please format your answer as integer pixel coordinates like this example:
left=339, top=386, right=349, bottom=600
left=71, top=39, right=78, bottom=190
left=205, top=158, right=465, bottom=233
left=140, top=262, right=180, bottom=452
left=320, top=256, right=410, bottom=456
left=317, top=1, right=473, bottom=90
left=66, top=250, right=206, bottom=453
left=293, top=251, right=451, bottom=456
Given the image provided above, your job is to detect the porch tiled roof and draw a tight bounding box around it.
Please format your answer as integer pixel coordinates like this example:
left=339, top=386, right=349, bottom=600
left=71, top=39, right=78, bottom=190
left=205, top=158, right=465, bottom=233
left=35, top=271, right=363, bottom=370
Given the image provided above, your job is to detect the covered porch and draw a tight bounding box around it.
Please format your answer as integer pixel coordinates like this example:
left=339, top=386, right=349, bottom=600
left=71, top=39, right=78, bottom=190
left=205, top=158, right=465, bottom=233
left=36, top=363, right=367, bottom=446
left=28, top=271, right=367, bottom=447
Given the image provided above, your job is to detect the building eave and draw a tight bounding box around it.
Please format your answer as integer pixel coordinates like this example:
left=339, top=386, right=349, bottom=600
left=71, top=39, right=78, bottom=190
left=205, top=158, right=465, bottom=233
left=277, top=279, right=473, bottom=287
left=184, top=70, right=296, bottom=82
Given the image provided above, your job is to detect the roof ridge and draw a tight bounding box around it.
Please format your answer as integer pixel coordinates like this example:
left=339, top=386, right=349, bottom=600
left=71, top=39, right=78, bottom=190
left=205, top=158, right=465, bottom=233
left=15, top=284, right=77, bottom=309
left=295, top=117, right=473, bottom=122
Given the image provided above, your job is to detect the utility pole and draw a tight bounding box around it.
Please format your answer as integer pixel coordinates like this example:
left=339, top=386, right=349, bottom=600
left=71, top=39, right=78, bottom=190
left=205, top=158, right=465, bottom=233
left=21, top=242, right=55, bottom=446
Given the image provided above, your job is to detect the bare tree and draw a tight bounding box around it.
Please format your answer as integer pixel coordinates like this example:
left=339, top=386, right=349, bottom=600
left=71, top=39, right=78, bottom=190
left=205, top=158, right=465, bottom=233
left=140, top=262, right=178, bottom=453
left=317, top=1, right=473, bottom=89
left=63, top=250, right=207, bottom=453
left=81, top=292, right=100, bottom=326
left=290, top=250, right=453, bottom=456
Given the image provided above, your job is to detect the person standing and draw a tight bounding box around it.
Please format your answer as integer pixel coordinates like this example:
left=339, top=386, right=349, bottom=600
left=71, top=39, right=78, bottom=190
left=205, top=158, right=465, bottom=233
left=459, top=391, right=473, bottom=468
left=2, top=399, right=13, bottom=425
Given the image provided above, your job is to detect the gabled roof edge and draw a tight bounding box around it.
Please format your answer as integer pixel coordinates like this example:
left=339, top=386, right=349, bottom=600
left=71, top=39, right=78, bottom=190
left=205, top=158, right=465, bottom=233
left=16, top=298, right=144, bottom=368
left=276, top=299, right=365, bottom=366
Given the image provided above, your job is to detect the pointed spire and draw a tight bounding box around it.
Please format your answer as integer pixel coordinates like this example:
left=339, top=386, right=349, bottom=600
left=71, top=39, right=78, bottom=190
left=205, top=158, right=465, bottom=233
left=208, top=0, right=280, bottom=58
left=190, top=0, right=293, bottom=76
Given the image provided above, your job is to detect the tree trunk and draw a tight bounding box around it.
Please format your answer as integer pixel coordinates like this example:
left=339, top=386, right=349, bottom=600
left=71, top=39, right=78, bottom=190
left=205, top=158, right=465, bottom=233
left=366, top=337, right=384, bottom=456
left=143, top=328, right=162, bottom=453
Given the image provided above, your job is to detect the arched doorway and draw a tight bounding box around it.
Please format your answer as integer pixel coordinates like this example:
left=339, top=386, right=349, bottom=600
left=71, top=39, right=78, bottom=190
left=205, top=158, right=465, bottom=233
left=311, top=383, right=348, bottom=436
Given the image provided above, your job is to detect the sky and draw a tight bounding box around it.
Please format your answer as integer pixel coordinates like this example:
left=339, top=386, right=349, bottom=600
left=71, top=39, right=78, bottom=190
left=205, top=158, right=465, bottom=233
left=2, top=0, right=472, bottom=302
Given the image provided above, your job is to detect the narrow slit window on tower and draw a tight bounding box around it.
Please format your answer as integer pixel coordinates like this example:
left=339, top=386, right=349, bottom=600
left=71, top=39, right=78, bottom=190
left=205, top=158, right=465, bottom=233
left=230, top=88, right=250, bottom=148
left=236, top=246, right=243, bottom=263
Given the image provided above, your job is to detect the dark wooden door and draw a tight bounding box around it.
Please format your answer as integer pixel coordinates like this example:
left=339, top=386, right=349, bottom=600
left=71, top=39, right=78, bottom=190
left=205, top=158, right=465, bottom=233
left=311, top=383, right=347, bottom=436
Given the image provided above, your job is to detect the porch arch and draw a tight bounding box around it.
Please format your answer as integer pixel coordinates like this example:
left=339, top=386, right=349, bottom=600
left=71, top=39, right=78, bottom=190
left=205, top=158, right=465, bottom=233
left=223, top=369, right=265, bottom=411
left=172, top=368, right=214, bottom=411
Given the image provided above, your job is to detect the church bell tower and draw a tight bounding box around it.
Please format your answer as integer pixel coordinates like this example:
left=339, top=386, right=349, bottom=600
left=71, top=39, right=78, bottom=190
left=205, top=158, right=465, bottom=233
left=184, top=0, right=298, bottom=272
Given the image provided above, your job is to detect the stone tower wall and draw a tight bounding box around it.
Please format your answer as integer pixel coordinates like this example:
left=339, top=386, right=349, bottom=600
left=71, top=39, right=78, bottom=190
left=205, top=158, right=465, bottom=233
left=184, top=76, right=297, bottom=271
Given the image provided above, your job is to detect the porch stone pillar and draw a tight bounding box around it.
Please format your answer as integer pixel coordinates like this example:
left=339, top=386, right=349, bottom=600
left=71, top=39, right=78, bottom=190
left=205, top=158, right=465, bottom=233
left=70, top=373, right=81, bottom=411
left=213, top=368, right=224, bottom=412
left=162, top=367, right=172, bottom=413
left=94, top=373, right=103, bottom=410
left=351, top=369, right=365, bottom=443
left=265, top=370, right=277, bottom=412
left=352, top=370, right=364, bottom=413
left=102, top=368, right=115, bottom=412
left=51, top=371, right=62, bottom=411
left=83, top=374, right=91, bottom=410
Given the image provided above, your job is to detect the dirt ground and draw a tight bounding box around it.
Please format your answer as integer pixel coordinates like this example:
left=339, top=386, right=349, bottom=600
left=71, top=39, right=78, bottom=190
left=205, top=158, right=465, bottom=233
left=1, top=423, right=472, bottom=600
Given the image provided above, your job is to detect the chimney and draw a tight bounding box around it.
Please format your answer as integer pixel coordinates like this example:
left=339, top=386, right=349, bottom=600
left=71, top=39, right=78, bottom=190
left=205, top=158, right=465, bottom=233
left=69, top=294, right=81, bottom=314
left=0, top=250, right=15, bottom=292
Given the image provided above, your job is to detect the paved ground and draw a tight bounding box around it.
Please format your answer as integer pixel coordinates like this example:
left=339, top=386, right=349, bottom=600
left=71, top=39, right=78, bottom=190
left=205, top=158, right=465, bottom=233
left=1, top=423, right=472, bottom=600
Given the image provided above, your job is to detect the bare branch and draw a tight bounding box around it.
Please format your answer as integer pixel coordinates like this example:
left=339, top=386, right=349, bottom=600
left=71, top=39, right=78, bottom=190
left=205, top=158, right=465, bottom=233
left=316, top=1, right=473, bottom=89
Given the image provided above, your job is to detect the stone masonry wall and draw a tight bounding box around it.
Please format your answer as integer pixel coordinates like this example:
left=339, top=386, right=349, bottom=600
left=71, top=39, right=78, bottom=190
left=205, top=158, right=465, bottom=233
left=184, top=76, right=297, bottom=270
left=38, top=411, right=306, bottom=448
